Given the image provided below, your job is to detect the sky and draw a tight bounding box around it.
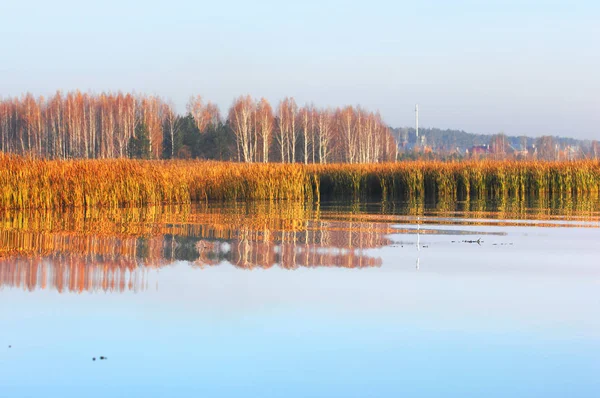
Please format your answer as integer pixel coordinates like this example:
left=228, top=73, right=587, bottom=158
left=1, top=0, right=599, bottom=139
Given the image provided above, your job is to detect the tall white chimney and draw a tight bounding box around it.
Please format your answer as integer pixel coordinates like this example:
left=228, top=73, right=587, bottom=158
left=415, top=104, right=419, bottom=140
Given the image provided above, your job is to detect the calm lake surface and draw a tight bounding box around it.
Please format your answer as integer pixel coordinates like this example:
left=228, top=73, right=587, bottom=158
left=1, top=201, right=599, bottom=398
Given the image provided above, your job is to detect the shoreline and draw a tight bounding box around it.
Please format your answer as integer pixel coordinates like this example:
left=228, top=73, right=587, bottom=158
left=1, top=155, right=599, bottom=209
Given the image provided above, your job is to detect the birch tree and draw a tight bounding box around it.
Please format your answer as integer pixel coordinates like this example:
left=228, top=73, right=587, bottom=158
left=228, top=95, right=255, bottom=163
left=255, top=98, right=273, bottom=163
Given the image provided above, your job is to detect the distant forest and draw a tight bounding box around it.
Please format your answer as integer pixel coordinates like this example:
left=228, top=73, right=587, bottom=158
left=393, top=127, right=599, bottom=160
left=0, top=91, right=396, bottom=163
left=0, top=91, right=597, bottom=163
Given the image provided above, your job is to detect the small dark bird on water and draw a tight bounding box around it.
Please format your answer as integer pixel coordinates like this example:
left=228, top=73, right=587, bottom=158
left=99, top=356, right=107, bottom=360
left=93, top=358, right=96, bottom=361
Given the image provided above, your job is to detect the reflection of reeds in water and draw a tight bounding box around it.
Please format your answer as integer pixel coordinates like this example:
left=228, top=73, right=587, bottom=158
left=329, top=198, right=600, bottom=227
left=1, top=200, right=598, bottom=293
left=0, top=203, right=394, bottom=293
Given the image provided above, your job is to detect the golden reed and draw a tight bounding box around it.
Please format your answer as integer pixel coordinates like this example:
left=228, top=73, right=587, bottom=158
left=0, top=154, right=599, bottom=209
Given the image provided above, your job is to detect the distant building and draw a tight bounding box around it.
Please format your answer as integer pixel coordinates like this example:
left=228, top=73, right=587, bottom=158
left=467, top=145, right=489, bottom=157
left=513, top=149, right=529, bottom=158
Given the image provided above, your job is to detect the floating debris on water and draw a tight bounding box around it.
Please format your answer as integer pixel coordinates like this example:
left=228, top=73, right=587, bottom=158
left=461, top=238, right=482, bottom=245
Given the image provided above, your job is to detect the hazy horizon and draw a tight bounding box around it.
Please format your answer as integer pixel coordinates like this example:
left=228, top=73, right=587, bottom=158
left=1, top=1, right=599, bottom=140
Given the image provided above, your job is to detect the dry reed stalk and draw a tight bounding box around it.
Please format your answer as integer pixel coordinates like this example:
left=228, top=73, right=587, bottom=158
left=0, top=154, right=598, bottom=210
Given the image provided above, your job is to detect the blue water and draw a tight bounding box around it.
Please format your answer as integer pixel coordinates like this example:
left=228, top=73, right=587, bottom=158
left=1, top=207, right=599, bottom=397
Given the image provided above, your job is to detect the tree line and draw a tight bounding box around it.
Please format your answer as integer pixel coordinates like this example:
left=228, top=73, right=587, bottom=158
left=0, top=91, right=397, bottom=163
left=393, top=127, right=599, bottom=161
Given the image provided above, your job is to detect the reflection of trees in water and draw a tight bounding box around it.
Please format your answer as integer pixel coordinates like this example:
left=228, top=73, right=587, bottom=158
left=1, top=199, right=597, bottom=293
left=0, top=257, right=151, bottom=293
left=0, top=231, right=166, bottom=293
left=175, top=219, right=392, bottom=270
left=0, top=205, right=394, bottom=293
left=221, top=221, right=390, bottom=269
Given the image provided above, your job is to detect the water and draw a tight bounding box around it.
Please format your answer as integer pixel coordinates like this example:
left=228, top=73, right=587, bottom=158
left=1, top=201, right=599, bottom=398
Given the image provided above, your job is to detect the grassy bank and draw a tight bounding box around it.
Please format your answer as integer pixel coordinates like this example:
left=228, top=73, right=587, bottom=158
left=0, top=154, right=599, bottom=209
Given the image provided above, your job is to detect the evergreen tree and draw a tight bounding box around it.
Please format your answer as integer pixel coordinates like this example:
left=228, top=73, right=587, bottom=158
left=129, top=123, right=151, bottom=159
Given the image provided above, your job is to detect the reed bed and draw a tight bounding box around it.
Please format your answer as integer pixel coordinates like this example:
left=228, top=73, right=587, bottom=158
left=0, top=154, right=598, bottom=209
left=310, top=160, right=600, bottom=203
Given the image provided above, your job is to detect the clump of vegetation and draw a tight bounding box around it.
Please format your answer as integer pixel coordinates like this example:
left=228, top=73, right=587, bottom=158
left=0, top=154, right=598, bottom=210
left=0, top=154, right=312, bottom=209
left=310, top=160, right=600, bottom=203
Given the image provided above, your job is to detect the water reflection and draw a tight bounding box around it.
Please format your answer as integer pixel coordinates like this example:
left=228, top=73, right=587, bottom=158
left=0, top=203, right=396, bottom=293
left=0, top=200, right=598, bottom=293
left=0, top=257, right=151, bottom=293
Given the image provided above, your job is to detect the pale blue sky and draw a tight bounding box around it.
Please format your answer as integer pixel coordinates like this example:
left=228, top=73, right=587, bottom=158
left=1, top=0, right=599, bottom=138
